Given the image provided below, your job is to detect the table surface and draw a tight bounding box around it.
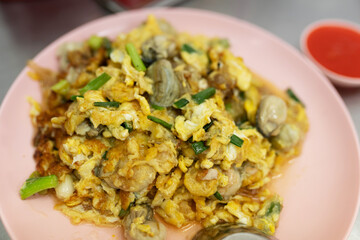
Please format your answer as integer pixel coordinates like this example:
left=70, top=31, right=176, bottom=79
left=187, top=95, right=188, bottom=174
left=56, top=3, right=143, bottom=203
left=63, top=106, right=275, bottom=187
left=0, top=0, right=359, bottom=239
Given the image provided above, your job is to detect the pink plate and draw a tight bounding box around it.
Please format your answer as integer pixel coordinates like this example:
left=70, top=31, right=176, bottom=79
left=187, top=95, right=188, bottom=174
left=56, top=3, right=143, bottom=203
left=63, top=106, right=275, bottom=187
left=0, top=7, right=359, bottom=240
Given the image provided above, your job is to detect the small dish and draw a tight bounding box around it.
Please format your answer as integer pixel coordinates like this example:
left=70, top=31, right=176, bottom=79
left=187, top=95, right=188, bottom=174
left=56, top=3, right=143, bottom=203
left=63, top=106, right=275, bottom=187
left=300, top=19, right=360, bottom=87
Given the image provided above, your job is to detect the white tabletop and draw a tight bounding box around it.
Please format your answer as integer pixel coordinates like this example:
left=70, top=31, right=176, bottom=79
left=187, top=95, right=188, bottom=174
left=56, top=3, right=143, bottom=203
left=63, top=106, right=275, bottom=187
left=0, top=0, right=359, bottom=239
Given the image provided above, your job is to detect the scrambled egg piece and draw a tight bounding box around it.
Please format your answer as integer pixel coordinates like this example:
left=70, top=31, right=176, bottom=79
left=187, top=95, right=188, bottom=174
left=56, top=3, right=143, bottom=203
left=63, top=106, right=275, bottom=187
left=174, top=97, right=218, bottom=141
left=27, top=14, right=309, bottom=239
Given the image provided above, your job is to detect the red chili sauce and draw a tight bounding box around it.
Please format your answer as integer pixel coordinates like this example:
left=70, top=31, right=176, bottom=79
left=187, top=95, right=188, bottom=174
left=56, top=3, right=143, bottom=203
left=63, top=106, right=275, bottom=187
left=306, top=25, right=360, bottom=78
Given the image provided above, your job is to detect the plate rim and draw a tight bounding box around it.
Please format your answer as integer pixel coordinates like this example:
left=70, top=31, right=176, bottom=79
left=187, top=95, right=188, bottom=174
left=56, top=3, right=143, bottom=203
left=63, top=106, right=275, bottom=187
left=0, top=7, right=359, bottom=240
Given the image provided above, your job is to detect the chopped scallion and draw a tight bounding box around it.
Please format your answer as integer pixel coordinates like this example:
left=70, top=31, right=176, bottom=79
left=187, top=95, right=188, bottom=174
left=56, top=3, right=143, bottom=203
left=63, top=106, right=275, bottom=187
left=236, top=114, right=248, bottom=128
left=188, top=122, right=213, bottom=143
left=218, top=39, right=230, bottom=48
left=20, top=175, right=58, bottom=200
left=151, top=104, right=165, bottom=110
left=173, top=98, right=189, bottom=109
left=286, top=88, right=304, bottom=106
left=70, top=95, right=84, bottom=101
left=102, top=151, right=108, bottom=160
left=119, top=208, right=129, bottom=218
left=103, top=37, right=112, bottom=57
left=125, top=43, right=146, bottom=72
left=192, top=87, right=216, bottom=104
left=203, top=121, right=214, bottom=132
left=230, top=134, right=244, bottom=147
left=214, top=191, right=223, bottom=201
left=121, top=122, right=133, bottom=132
left=191, top=141, right=208, bottom=155
left=181, top=43, right=197, bottom=53
left=225, top=103, right=232, bottom=111
left=239, top=91, right=245, bottom=101
left=79, top=72, right=111, bottom=95
left=88, top=35, right=103, bottom=50
left=93, top=101, right=120, bottom=108
left=51, top=80, right=70, bottom=95
left=119, top=201, right=135, bottom=218
left=29, top=171, right=41, bottom=179
left=265, top=201, right=282, bottom=216
left=147, top=115, right=172, bottom=130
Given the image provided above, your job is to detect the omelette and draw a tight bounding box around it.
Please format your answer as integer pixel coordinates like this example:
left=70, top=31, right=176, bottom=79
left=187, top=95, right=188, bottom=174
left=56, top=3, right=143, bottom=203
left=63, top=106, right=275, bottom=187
left=21, top=15, right=308, bottom=240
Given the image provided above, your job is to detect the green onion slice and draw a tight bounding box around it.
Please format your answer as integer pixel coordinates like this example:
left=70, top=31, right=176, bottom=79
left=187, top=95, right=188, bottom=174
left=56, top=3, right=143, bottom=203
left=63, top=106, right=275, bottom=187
left=192, top=87, right=216, bottom=104
left=214, top=191, right=224, bottom=201
left=181, top=44, right=197, bottom=53
left=218, top=39, right=230, bottom=48
left=79, top=73, right=111, bottom=95
left=239, top=91, right=245, bottom=101
left=203, top=121, right=214, bottom=132
left=119, top=202, right=135, bottom=218
left=51, top=80, right=70, bottom=95
left=151, top=104, right=165, bottom=110
left=70, top=95, right=84, bottom=101
left=147, top=116, right=172, bottom=130
left=230, top=134, right=244, bottom=147
left=236, top=114, right=248, bottom=128
left=125, top=43, right=146, bottom=72
left=191, top=141, right=208, bottom=155
left=225, top=103, right=232, bottom=111
left=79, top=72, right=111, bottom=95
left=173, top=98, right=189, bottom=109
left=119, top=208, right=129, bottom=218
left=102, top=151, right=108, bottom=160
left=265, top=201, right=282, bottom=216
left=20, top=175, right=58, bottom=200
left=188, top=122, right=213, bottom=143
left=286, top=88, right=304, bottom=106
left=88, top=35, right=103, bottom=50
left=93, top=101, right=120, bottom=108
left=102, top=37, right=112, bottom=57
left=121, top=122, right=133, bottom=132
